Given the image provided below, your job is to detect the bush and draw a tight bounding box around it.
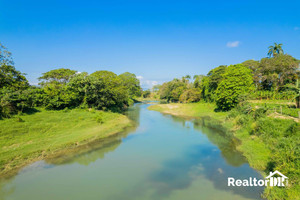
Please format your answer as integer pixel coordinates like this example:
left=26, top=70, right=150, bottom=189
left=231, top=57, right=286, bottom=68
left=95, top=112, right=104, bottom=124
left=160, top=100, right=168, bottom=104
left=15, top=117, right=24, bottom=122
left=0, top=89, right=33, bottom=117
left=142, top=90, right=151, bottom=98
left=179, top=88, right=201, bottom=103
left=253, top=107, right=268, bottom=120
left=62, top=107, right=70, bottom=112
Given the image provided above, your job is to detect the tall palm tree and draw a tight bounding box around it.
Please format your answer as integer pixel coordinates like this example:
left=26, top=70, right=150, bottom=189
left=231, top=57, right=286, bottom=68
left=182, top=75, right=191, bottom=84
left=185, top=75, right=191, bottom=80
left=267, top=43, right=284, bottom=57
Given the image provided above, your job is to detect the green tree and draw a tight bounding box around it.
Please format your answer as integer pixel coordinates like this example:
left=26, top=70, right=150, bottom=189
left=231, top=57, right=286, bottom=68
left=259, top=54, right=299, bottom=90
left=0, top=42, right=14, bottom=66
left=36, top=68, right=78, bottom=109
left=202, top=65, right=227, bottom=101
left=242, top=60, right=260, bottom=88
left=0, top=87, right=42, bottom=117
left=182, top=75, right=191, bottom=84
left=268, top=43, right=284, bottom=57
left=119, top=72, right=141, bottom=97
left=142, top=89, right=151, bottom=98
left=199, top=76, right=210, bottom=101
left=179, top=88, right=201, bottom=103
left=159, top=78, right=187, bottom=102
left=207, top=65, right=227, bottom=90
left=216, top=64, right=254, bottom=111
left=90, top=70, right=129, bottom=111
left=0, top=64, right=29, bottom=91
left=193, top=75, right=205, bottom=88
left=152, top=84, right=161, bottom=92
left=67, top=72, right=90, bottom=106
left=38, top=68, right=77, bottom=85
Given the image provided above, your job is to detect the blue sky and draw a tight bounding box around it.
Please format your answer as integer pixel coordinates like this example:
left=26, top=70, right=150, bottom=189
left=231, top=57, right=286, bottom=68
left=1, top=0, right=300, bottom=88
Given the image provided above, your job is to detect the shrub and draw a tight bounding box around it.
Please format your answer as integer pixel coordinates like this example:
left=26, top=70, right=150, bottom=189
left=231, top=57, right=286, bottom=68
left=253, top=107, right=268, bottom=120
left=160, top=100, right=168, bottom=104
left=179, top=88, right=201, bottom=103
left=95, top=112, right=104, bottom=124
left=16, top=117, right=24, bottom=122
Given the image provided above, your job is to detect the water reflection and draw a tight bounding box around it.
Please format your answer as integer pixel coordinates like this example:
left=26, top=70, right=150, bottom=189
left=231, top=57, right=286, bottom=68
left=168, top=115, right=247, bottom=167
left=147, top=114, right=264, bottom=199
left=149, top=144, right=263, bottom=199
left=47, top=125, right=137, bottom=166
left=45, top=104, right=142, bottom=166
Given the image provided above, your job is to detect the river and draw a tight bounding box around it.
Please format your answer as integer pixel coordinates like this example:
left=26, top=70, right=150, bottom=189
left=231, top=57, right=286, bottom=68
left=0, top=102, right=264, bottom=200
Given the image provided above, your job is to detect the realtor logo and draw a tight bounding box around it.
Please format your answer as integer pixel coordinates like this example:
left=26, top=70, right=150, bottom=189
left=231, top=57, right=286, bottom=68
left=228, top=170, right=288, bottom=187
left=265, top=170, right=288, bottom=187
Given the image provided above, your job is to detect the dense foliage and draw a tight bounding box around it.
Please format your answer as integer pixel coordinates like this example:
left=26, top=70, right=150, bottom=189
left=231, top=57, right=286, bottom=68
left=215, top=64, right=254, bottom=110
left=227, top=102, right=300, bottom=199
left=0, top=44, right=142, bottom=118
left=156, top=43, right=300, bottom=111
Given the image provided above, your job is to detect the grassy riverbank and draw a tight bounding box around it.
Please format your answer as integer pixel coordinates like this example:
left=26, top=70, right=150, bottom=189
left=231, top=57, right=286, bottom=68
left=0, top=108, right=133, bottom=177
left=149, top=102, right=300, bottom=200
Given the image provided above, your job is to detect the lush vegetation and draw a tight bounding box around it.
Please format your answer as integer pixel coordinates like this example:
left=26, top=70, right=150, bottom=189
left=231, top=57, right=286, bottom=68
left=155, top=43, right=300, bottom=111
left=151, top=43, right=300, bottom=200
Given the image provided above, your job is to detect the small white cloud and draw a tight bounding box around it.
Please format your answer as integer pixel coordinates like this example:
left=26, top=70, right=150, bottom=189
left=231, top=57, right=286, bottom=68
left=29, top=82, right=39, bottom=86
left=294, top=27, right=299, bottom=30
left=145, top=80, right=158, bottom=86
left=136, top=75, right=159, bottom=89
left=140, top=79, right=159, bottom=89
left=226, top=41, right=240, bottom=48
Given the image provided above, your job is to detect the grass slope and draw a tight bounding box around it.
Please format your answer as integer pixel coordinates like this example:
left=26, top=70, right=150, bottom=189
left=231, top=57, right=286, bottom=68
left=0, top=108, right=133, bottom=177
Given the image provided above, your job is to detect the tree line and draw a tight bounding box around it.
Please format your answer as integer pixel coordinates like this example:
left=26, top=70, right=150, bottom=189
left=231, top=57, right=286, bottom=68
left=0, top=43, right=142, bottom=118
left=156, top=43, right=300, bottom=110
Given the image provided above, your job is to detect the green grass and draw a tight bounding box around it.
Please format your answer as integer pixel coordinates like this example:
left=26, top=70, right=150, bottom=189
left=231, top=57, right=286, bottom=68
left=148, top=102, right=227, bottom=121
left=0, top=108, right=133, bottom=176
left=248, top=99, right=295, bottom=105
left=250, top=102, right=300, bottom=118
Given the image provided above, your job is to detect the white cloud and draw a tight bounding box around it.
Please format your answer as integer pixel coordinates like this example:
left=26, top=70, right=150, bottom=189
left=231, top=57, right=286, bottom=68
left=29, top=82, right=39, bottom=86
left=136, top=75, right=143, bottom=80
left=137, top=75, right=159, bottom=89
left=226, top=41, right=240, bottom=48
left=141, top=80, right=159, bottom=89
left=145, top=80, right=158, bottom=86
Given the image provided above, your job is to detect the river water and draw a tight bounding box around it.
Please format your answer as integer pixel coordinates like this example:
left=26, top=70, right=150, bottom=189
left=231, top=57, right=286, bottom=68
left=0, top=103, right=264, bottom=200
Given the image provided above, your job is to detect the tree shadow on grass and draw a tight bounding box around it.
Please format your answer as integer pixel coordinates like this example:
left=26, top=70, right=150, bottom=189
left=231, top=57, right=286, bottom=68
left=22, top=107, right=41, bottom=115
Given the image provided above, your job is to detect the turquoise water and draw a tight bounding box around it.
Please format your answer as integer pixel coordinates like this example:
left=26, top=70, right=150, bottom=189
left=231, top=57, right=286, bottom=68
left=0, top=103, right=264, bottom=200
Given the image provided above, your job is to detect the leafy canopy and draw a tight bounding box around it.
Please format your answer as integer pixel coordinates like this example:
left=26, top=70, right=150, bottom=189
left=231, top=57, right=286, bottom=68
left=0, top=64, right=29, bottom=91
left=216, top=64, right=254, bottom=111
left=38, top=68, right=77, bottom=85
left=0, top=43, right=14, bottom=66
left=119, top=72, right=141, bottom=97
